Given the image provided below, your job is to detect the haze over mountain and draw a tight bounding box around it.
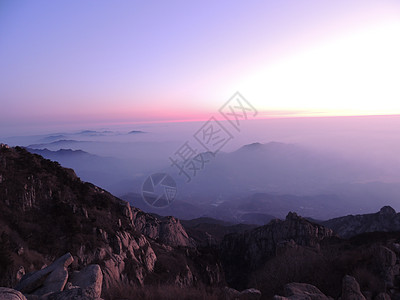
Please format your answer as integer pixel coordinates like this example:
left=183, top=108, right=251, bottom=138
left=3, top=144, right=400, bottom=299
left=2, top=116, right=398, bottom=221
left=2, top=1, right=400, bottom=299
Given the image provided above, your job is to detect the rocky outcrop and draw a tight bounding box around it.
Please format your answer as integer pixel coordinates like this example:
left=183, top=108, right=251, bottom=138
left=13, top=253, right=103, bottom=300
left=15, top=253, right=73, bottom=295
left=69, top=265, right=103, bottom=299
left=0, top=146, right=224, bottom=294
left=341, top=275, right=366, bottom=300
left=0, top=287, right=27, bottom=300
left=132, top=211, right=195, bottom=247
left=323, top=206, right=400, bottom=238
left=221, top=212, right=335, bottom=288
left=375, top=246, right=399, bottom=289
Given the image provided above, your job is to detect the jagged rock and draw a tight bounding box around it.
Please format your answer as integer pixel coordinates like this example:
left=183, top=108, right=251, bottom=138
left=322, top=206, right=400, bottom=238
left=341, top=275, right=366, bottom=300
left=0, top=287, right=27, bottom=300
left=70, top=265, right=102, bottom=298
left=375, top=246, right=398, bottom=288
left=283, top=282, right=329, bottom=300
left=380, top=206, right=396, bottom=215
left=132, top=211, right=195, bottom=248
left=377, top=246, right=396, bottom=267
left=15, top=253, right=73, bottom=294
left=121, top=202, right=133, bottom=221
left=221, top=212, right=334, bottom=286
left=16, top=266, right=26, bottom=282
left=159, top=216, right=195, bottom=247
left=375, top=293, right=390, bottom=300
left=174, top=265, right=193, bottom=287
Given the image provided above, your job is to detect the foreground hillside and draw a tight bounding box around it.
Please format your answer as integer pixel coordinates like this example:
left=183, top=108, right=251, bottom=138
left=2, top=143, right=400, bottom=299
left=0, top=144, right=224, bottom=298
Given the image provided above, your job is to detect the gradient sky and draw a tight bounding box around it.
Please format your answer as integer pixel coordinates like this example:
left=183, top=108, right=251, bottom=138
left=1, top=0, right=400, bottom=135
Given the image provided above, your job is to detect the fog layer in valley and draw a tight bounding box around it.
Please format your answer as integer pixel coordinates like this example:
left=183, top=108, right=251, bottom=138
left=3, top=115, right=400, bottom=223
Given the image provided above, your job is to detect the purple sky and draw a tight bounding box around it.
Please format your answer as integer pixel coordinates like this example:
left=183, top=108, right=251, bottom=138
left=1, top=0, right=400, bottom=136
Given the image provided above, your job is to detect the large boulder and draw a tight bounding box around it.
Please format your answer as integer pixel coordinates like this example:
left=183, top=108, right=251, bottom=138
left=70, top=265, right=103, bottom=298
left=282, top=282, right=329, bottom=300
left=0, top=287, right=27, bottom=300
left=15, top=253, right=73, bottom=295
left=341, top=275, right=366, bottom=300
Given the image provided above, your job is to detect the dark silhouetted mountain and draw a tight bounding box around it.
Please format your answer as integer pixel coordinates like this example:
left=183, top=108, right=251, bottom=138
left=77, top=130, right=113, bottom=136
left=128, top=130, right=145, bottom=134
left=39, top=135, right=68, bottom=142
left=28, top=139, right=86, bottom=149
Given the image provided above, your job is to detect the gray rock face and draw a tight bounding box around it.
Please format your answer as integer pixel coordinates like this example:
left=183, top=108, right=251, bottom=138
left=281, top=282, right=330, bottom=300
left=32, top=266, right=68, bottom=295
left=132, top=211, right=195, bottom=247
left=0, top=288, right=27, bottom=300
left=70, top=265, right=102, bottom=299
left=13, top=253, right=103, bottom=300
left=15, top=253, right=73, bottom=294
left=341, top=275, right=366, bottom=300
left=375, top=246, right=399, bottom=289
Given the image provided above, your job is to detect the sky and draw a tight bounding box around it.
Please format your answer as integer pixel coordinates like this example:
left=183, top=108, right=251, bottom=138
left=1, top=0, right=400, bottom=136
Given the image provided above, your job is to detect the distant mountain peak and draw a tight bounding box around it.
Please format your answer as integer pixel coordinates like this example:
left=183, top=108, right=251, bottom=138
left=245, top=142, right=263, bottom=148
left=323, top=206, right=400, bottom=238
left=379, top=205, right=396, bottom=215
left=236, top=141, right=291, bottom=152
left=286, top=211, right=300, bottom=220
left=128, top=130, right=145, bottom=134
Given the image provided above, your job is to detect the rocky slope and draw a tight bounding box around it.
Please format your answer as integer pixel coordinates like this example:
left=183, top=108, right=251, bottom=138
left=0, top=144, right=223, bottom=297
left=322, top=206, right=400, bottom=238
left=4, top=143, right=400, bottom=299
left=220, top=212, right=335, bottom=289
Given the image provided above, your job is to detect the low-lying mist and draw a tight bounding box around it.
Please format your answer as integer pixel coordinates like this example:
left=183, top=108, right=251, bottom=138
left=3, top=115, right=400, bottom=222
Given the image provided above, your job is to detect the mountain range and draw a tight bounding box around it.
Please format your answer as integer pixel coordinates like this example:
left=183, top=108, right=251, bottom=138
left=2, top=143, right=400, bottom=299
